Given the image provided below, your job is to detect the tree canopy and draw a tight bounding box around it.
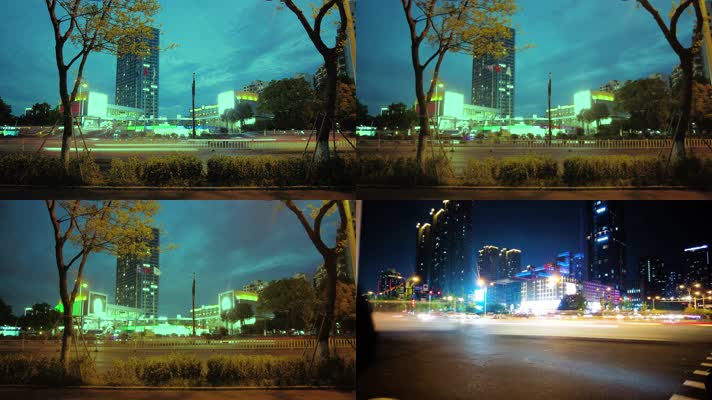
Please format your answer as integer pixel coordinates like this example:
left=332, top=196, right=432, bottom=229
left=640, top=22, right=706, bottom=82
left=257, top=77, right=319, bottom=130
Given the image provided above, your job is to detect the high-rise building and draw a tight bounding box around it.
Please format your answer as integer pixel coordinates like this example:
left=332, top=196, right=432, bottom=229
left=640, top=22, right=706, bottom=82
left=571, top=253, right=585, bottom=282
left=684, top=244, right=711, bottom=288
left=638, top=256, right=666, bottom=298
left=497, top=248, right=521, bottom=280
left=115, top=28, right=160, bottom=118
left=415, top=222, right=433, bottom=288
left=377, top=268, right=404, bottom=298
left=664, top=270, right=682, bottom=298
left=115, top=228, right=160, bottom=317
left=478, top=245, right=500, bottom=282
left=587, top=201, right=626, bottom=290
left=471, top=27, right=515, bottom=118
left=416, top=201, right=475, bottom=297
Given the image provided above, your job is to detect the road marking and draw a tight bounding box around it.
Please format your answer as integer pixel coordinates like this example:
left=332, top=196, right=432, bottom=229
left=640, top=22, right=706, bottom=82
left=670, top=395, right=700, bottom=400
left=693, top=370, right=709, bottom=376
left=683, top=380, right=706, bottom=390
left=701, top=362, right=712, bottom=367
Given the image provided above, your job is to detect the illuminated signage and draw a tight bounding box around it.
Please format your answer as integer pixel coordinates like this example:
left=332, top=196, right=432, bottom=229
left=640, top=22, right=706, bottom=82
left=88, top=292, right=107, bottom=316
left=596, top=236, right=609, bottom=243
left=595, top=206, right=607, bottom=214
left=474, top=289, right=485, bottom=302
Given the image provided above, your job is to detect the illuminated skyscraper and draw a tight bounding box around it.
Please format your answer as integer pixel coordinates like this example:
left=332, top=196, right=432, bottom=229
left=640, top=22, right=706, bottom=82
left=638, top=256, right=666, bottom=298
left=471, top=27, right=515, bottom=118
left=115, top=228, right=160, bottom=317
left=377, top=268, right=404, bottom=298
left=587, top=201, right=626, bottom=290
left=115, top=27, right=160, bottom=118
left=416, top=201, right=475, bottom=297
left=477, top=245, right=500, bottom=282
left=684, top=244, right=711, bottom=288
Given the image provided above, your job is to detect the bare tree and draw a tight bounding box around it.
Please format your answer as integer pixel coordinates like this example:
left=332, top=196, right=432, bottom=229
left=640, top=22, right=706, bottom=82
left=631, top=0, right=704, bottom=161
left=277, top=0, right=351, bottom=162
left=283, top=200, right=348, bottom=361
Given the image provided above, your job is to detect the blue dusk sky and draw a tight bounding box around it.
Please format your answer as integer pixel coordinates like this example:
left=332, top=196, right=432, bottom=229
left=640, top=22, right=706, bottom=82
left=0, top=1, right=335, bottom=118
left=0, top=201, right=338, bottom=317
left=356, top=0, right=695, bottom=117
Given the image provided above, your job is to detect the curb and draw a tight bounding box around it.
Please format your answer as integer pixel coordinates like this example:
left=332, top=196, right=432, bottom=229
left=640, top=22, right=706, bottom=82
left=0, top=384, right=354, bottom=391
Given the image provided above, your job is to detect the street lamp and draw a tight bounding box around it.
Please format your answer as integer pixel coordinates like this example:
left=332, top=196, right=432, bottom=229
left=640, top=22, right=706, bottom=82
left=477, top=279, right=488, bottom=318
left=79, top=282, right=88, bottom=332
left=405, top=276, right=420, bottom=300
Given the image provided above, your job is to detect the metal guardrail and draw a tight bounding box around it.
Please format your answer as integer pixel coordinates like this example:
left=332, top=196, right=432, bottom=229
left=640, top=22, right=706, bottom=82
left=360, top=138, right=712, bottom=149
left=0, top=337, right=356, bottom=350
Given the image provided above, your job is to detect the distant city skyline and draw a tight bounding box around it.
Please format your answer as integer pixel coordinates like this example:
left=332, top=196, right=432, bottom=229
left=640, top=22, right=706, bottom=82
left=0, top=201, right=338, bottom=317
left=360, top=201, right=711, bottom=293
left=357, top=0, right=691, bottom=117
left=0, top=1, right=337, bottom=118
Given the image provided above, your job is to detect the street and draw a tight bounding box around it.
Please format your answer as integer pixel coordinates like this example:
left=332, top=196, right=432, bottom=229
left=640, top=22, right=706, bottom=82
left=357, top=312, right=712, bottom=400
left=0, top=388, right=355, bottom=400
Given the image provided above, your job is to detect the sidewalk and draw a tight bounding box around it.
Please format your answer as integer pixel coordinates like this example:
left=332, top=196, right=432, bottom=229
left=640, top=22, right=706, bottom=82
left=0, top=387, right=355, bottom=400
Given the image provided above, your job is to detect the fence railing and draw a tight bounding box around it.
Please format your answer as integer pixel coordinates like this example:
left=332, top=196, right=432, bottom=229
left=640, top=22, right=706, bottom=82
left=359, top=138, right=712, bottom=150
left=0, top=337, right=356, bottom=350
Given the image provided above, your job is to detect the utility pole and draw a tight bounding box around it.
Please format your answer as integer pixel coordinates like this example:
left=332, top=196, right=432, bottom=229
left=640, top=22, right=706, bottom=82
left=548, top=72, right=553, bottom=145
left=192, top=73, right=197, bottom=139
left=192, top=272, right=196, bottom=337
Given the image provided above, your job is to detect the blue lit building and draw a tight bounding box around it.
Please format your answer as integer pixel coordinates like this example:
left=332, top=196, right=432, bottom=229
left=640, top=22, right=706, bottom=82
left=587, top=201, right=626, bottom=290
left=556, top=251, right=585, bottom=282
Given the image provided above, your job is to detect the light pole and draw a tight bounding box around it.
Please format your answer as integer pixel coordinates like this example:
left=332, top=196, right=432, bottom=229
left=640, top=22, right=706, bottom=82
left=647, top=295, right=661, bottom=311
left=680, top=284, right=701, bottom=309
left=79, top=282, right=88, bottom=332
left=477, top=279, right=487, bottom=317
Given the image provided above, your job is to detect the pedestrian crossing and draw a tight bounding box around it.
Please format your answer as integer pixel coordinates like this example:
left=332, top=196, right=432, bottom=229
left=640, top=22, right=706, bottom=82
left=669, top=352, right=711, bottom=400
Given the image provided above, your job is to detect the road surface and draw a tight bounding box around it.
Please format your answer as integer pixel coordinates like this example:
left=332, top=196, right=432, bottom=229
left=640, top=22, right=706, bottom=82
left=0, top=388, right=354, bottom=400
left=358, top=313, right=712, bottom=400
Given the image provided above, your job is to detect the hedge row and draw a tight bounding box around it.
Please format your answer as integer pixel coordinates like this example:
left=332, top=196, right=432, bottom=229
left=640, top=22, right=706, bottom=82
left=0, top=353, right=354, bottom=387
left=464, top=155, right=712, bottom=187
left=2, top=153, right=711, bottom=187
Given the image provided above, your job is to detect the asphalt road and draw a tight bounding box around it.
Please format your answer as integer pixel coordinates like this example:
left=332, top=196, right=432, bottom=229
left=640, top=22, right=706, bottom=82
left=358, top=313, right=712, bottom=400
left=0, top=137, right=354, bottom=161
left=0, top=388, right=355, bottom=400
left=0, top=344, right=355, bottom=373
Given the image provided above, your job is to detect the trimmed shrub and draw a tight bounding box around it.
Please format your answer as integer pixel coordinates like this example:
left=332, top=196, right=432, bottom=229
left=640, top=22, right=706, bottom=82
left=464, top=156, right=558, bottom=186
left=107, top=157, right=145, bottom=186
left=0, top=354, right=94, bottom=386
left=356, top=155, right=452, bottom=185
left=207, top=156, right=309, bottom=186
left=0, top=153, right=102, bottom=186
left=205, top=355, right=308, bottom=386
left=562, top=156, right=672, bottom=186
left=142, top=154, right=204, bottom=186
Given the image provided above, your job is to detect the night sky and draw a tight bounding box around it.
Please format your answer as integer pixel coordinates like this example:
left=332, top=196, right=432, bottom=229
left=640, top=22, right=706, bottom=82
left=0, top=1, right=330, bottom=118
left=359, top=201, right=711, bottom=293
left=0, top=201, right=338, bottom=317
left=357, top=0, right=691, bottom=117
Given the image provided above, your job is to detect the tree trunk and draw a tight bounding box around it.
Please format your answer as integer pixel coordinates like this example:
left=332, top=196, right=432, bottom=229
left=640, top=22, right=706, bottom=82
left=316, top=253, right=337, bottom=361
left=315, top=58, right=338, bottom=163
left=58, top=70, right=73, bottom=167
left=413, top=65, right=429, bottom=165
left=673, top=57, right=693, bottom=162
left=58, top=271, right=73, bottom=368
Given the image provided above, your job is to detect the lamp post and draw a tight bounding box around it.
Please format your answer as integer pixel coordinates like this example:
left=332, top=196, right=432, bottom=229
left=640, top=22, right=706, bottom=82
left=647, top=295, right=661, bottom=311
left=79, top=282, right=88, bottom=332
left=680, top=284, right=701, bottom=309
left=477, top=279, right=487, bottom=317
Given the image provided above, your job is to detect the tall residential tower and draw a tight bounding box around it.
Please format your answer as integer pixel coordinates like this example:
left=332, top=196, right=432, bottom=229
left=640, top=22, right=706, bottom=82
left=471, top=27, right=515, bottom=118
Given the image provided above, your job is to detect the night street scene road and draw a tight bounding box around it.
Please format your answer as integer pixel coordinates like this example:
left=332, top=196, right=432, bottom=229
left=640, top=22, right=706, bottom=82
left=357, top=201, right=712, bottom=400
left=353, top=0, right=712, bottom=195
left=0, top=200, right=357, bottom=399
left=0, top=1, right=357, bottom=195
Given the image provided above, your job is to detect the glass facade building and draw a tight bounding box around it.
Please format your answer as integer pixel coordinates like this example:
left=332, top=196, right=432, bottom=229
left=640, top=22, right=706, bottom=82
left=472, top=27, right=516, bottom=118
left=588, top=201, right=626, bottom=290
left=115, top=28, right=160, bottom=119
left=115, top=228, right=161, bottom=318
